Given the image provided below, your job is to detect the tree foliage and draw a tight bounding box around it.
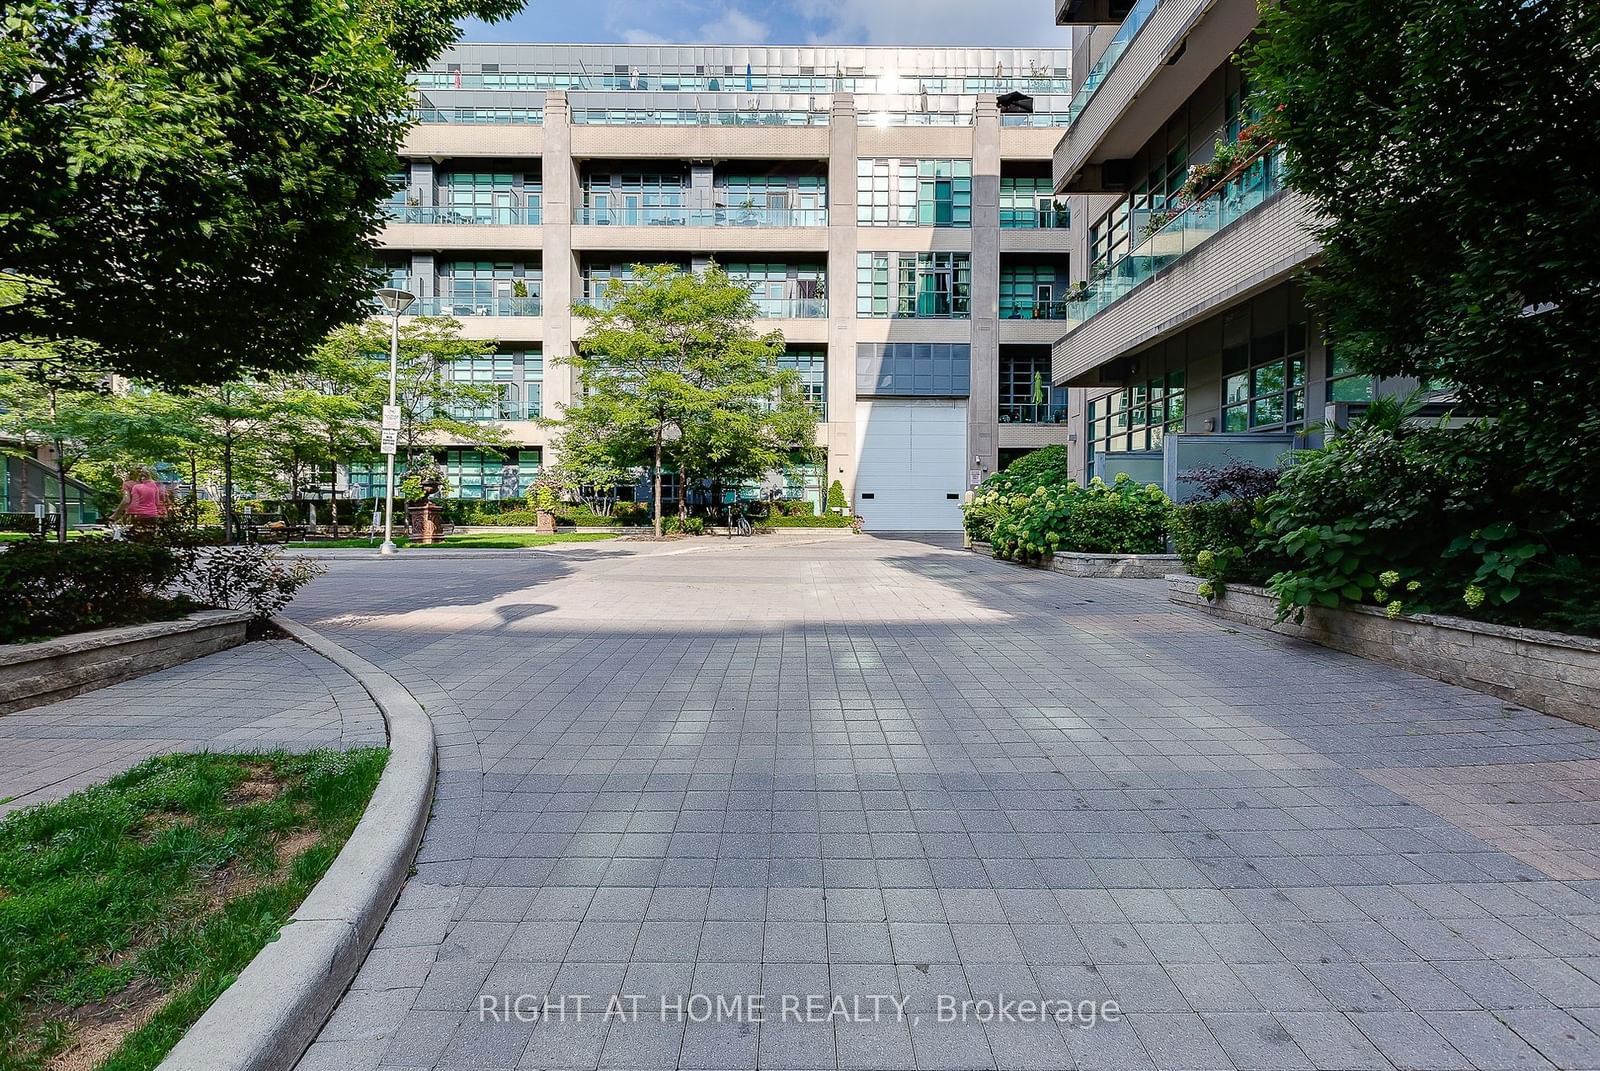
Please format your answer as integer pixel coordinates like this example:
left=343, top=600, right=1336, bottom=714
left=564, top=265, right=819, bottom=537
left=1244, top=0, right=1600, bottom=523
left=0, top=0, right=522, bottom=386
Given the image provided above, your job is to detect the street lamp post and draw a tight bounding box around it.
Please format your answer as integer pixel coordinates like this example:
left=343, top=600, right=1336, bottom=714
left=374, top=287, right=415, bottom=555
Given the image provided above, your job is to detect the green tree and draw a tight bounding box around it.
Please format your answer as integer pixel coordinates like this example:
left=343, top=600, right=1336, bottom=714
left=311, top=316, right=511, bottom=467
left=0, top=0, right=522, bottom=386
left=1244, top=0, right=1600, bottom=524
left=565, top=265, right=818, bottom=537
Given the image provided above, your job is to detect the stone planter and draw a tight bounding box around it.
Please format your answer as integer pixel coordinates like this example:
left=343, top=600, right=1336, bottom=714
left=0, top=609, right=254, bottom=715
left=535, top=509, right=557, bottom=534
left=1166, top=575, right=1600, bottom=728
left=406, top=502, right=444, bottom=544
left=972, top=542, right=1181, bottom=579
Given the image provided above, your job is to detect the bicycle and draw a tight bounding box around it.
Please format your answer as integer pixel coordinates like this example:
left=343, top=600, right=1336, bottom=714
left=726, top=502, right=753, bottom=537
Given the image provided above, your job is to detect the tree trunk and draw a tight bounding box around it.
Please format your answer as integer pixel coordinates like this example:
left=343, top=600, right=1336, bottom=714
left=652, top=435, right=663, bottom=538
left=53, top=440, right=69, bottom=544
left=189, top=453, right=200, bottom=529
left=222, top=437, right=235, bottom=544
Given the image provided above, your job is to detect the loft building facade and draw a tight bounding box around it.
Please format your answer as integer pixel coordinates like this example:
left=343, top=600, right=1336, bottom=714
left=1049, top=0, right=1428, bottom=486
left=376, top=43, right=1077, bottom=530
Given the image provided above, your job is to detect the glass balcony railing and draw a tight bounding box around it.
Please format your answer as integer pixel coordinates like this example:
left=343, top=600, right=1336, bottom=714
left=385, top=204, right=541, bottom=226
left=1000, top=112, right=1076, bottom=127
left=1000, top=300, right=1070, bottom=321
left=1059, top=0, right=1162, bottom=131
left=573, top=205, right=827, bottom=227
left=1065, top=147, right=1286, bottom=326
left=395, top=296, right=543, bottom=317
left=408, top=107, right=542, bottom=124
left=751, top=297, right=827, bottom=319
left=571, top=108, right=828, bottom=126
left=998, top=404, right=1071, bottom=424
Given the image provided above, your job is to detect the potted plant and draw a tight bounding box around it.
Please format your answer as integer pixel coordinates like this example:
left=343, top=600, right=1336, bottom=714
left=528, top=476, right=560, bottom=533
left=399, top=462, right=450, bottom=544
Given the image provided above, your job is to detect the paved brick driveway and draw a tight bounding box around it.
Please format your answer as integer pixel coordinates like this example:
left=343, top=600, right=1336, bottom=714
left=288, top=535, right=1600, bottom=1070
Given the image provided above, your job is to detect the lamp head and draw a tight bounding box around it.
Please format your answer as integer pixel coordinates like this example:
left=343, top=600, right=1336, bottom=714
left=375, top=287, right=416, bottom=314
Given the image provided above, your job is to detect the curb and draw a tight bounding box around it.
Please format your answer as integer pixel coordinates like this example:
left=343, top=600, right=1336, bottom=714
left=156, top=617, right=436, bottom=1071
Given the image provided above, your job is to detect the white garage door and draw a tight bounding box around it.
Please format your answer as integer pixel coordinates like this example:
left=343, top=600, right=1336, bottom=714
left=853, top=399, right=967, bottom=530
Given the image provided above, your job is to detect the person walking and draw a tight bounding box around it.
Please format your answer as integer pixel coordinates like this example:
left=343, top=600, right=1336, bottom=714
left=115, top=466, right=170, bottom=536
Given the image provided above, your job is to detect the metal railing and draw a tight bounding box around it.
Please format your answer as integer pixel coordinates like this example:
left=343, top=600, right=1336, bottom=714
left=397, top=296, right=543, bottom=317
left=571, top=108, right=828, bottom=126
left=750, top=297, right=827, bottom=319
left=998, top=404, right=1070, bottom=424
left=1000, top=300, right=1071, bottom=320
left=408, top=107, right=542, bottom=124
left=385, top=204, right=541, bottom=226
left=573, top=205, right=828, bottom=227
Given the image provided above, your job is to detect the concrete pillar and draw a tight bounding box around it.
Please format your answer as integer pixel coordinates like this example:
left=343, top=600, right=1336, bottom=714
left=969, top=100, right=1001, bottom=487
left=825, top=94, right=859, bottom=503
left=541, top=91, right=577, bottom=462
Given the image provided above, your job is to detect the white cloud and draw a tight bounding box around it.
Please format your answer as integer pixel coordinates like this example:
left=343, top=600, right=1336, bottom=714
left=699, top=7, right=771, bottom=43
left=803, top=0, right=1072, bottom=46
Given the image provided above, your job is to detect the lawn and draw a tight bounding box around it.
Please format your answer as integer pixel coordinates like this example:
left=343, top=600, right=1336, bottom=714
left=0, top=749, right=387, bottom=1071
left=286, top=532, right=618, bottom=550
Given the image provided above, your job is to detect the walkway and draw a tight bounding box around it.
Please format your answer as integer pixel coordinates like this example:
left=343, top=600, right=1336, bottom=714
left=0, top=637, right=386, bottom=814
left=278, top=536, right=1600, bottom=1070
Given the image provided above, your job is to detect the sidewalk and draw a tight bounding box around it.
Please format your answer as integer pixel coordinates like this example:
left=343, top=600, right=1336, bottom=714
left=0, top=637, right=386, bottom=815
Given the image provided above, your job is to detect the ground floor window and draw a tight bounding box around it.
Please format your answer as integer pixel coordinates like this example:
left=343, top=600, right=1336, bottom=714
left=1087, top=370, right=1186, bottom=462
left=1221, top=291, right=1311, bottom=432
left=442, top=448, right=542, bottom=500
left=1327, top=348, right=1375, bottom=403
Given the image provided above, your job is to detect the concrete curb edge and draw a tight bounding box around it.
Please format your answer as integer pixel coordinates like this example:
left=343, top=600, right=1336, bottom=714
left=156, top=617, right=436, bottom=1071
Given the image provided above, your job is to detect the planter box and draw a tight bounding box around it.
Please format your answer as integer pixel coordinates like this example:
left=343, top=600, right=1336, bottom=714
left=1166, top=575, right=1600, bottom=729
left=972, top=542, right=1180, bottom=578
left=0, top=609, right=254, bottom=715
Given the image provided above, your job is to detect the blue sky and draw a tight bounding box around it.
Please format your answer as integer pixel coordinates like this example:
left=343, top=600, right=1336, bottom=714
left=460, top=0, right=1076, bottom=48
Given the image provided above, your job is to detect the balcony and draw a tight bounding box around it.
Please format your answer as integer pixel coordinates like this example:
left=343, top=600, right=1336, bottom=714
left=408, top=107, right=542, bottom=125
left=1053, top=152, right=1318, bottom=386
left=1051, top=0, right=1164, bottom=132
left=400, top=296, right=543, bottom=317
left=1000, top=300, right=1070, bottom=321
left=1056, top=0, right=1143, bottom=24
left=572, top=205, right=827, bottom=227
left=1064, top=147, right=1285, bottom=326
left=752, top=297, right=827, bottom=319
left=998, top=403, right=1071, bottom=424
left=570, top=107, right=827, bottom=126
left=1053, top=0, right=1261, bottom=192
left=386, top=204, right=541, bottom=226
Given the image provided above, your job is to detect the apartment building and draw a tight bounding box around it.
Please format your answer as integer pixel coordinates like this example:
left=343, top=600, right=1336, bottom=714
left=1050, top=0, right=1419, bottom=485
left=378, top=43, right=1076, bottom=529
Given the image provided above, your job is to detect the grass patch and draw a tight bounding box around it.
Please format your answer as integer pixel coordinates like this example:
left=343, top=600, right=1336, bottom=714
left=0, top=749, right=388, bottom=1071
left=286, top=532, right=618, bottom=550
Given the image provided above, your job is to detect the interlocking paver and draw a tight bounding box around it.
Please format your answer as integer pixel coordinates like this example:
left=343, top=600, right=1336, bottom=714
left=0, top=637, right=385, bottom=813
left=278, top=536, right=1600, bottom=1069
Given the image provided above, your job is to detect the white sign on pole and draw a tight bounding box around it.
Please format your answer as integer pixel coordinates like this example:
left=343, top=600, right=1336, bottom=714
left=381, top=405, right=401, bottom=431
left=380, top=429, right=399, bottom=455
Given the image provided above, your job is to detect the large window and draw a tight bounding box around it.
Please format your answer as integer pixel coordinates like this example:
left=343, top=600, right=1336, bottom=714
left=999, top=263, right=1066, bottom=319
left=439, top=171, right=539, bottom=224
left=581, top=171, right=688, bottom=224
left=856, top=158, right=972, bottom=227
left=582, top=262, right=688, bottom=305
left=715, top=175, right=826, bottom=224
left=1221, top=291, right=1310, bottom=432
left=1086, top=371, right=1187, bottom=462
left=779, top=349, right=827, bottom=416
left=999, top=177, right=1068, bottom=229
left=1327, top=349, right=1374, bottom=403
left=442, top=448, right=542, bottom=500
left=998, top=351, right=1064, bottom=423
left=442, top=262, right=540, bottom=316
left=444, top=350, right=543, bottom=420
left=724, top=263, right=826, bottom=317
left=856, top=252, right=970, bottom=318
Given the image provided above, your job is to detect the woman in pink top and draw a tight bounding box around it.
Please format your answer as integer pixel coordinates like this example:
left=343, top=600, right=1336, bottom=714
left=116, top=467, right=170, bottom=530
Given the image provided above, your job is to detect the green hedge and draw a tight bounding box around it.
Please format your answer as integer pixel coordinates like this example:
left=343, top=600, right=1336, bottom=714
left=761, top=514, right=853, bottom=528
left=0, top=541, right=193, bottom=643
left=984, top=475, right=1172, bottom=561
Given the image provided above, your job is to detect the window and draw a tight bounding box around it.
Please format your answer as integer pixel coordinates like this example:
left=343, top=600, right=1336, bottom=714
left=582, top=262, right=688, bottom=305
left=856, top=252, right=970, bottom=318
left=442, top=448, right=542, bottom=500
left=1221, top=293, right=1310, bottom=431
left=582, top=171, right=687, bottom=223
left=999, top=263, right=1065, bottom=319
left=442, top=351, right=543, bottom=420
left=347, top=458, right=401, bottom=499
left=724, top=263, right=826, bottom=317
left=716, top=175, right=826, bottom=224
left=856, top=158, right=971, bottom=227
left=999, top=177, right=1067, bottom=228
left=998, top=352, right=1062, bottom=423
left=1089, top=199, right=1131, bottom=277
left=779, top=349, right=827, bottom=417
left=439, top=172, right=538, bottom=224
left=442, top=262, right=531, bottom=315
left=856, top=343, right=970, bottom=397
left=1086, top=370, right=1186, bottom=461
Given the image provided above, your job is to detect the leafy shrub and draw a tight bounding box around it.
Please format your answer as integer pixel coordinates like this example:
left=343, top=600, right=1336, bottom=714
left=826, top=480, right=847, bottom=511
left=1178, top=459, right=1282, bottom=503
left=1170, top=460, right=1285, bottom=590
left=990, top=475, right=1172, bottom=561
left=961, top=490, right=1010, bottom=544
left=0, top=541, right=192, bottom=643
left=773, top=499, right=816, bottom=517
left=762, top=513, right=853, bottom=528
left=988, top=445, right=1072, bottom=495
left=1257, top=420, right=1599, bottom=633
left=177, top=546, right=325, bottom=619
left=663, top=516, right=706, bottom=536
